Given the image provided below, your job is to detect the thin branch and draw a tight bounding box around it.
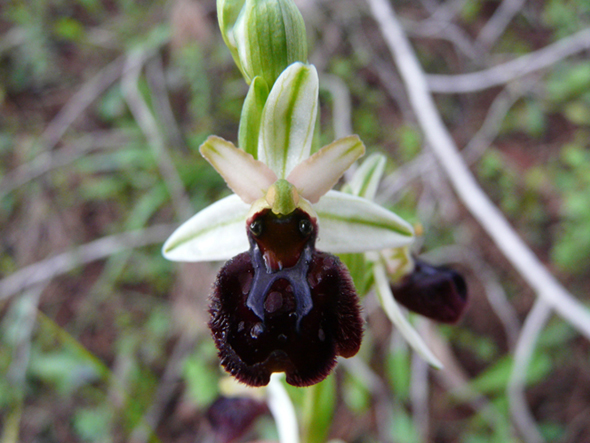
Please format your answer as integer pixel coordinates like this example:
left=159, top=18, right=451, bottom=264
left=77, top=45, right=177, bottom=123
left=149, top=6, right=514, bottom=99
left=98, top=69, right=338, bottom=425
left=146, top=55, right=187, bottom=151
left=404, top=18, right=479, bottom=61
left=41, top=57, right=127, bottom=151
left=342, top=356, right=395, bottom=443
left=128, top=331, right=199, bottom=443
left=0, top=27, right=27, bottom=53
left=348, top=23, right=417, bottom=124
left=370, top=57, right=418, bottom=124
left=367, top=0, right=590, bottom=340
left=410, top=320, right=431, bottom=442
left=426, top=328, right=517, bottom=436
left=422, top=0, right=468, bottom=22
left=476, top=0, right=527, bottom=50
left=121, top=51, right=193, bottom=221
left=0, top=224, right=177, bottom=301
left=507, top=299, right=552, bottom=443
left=0, top=131, right=131, bottom=199
left=462, top=80, right=538, bottom=164
left=426, top=28, right=590, bottom=93
left=320, top=74, right=353, bottom=140
left=377, top=152, right=433, bottom=205
left=6, top=284, right=45, bottom=390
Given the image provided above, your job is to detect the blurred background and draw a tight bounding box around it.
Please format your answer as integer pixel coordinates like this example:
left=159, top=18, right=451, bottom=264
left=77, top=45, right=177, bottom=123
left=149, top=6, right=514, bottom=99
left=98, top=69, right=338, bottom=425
left=1, top=0, right=590, bottom=441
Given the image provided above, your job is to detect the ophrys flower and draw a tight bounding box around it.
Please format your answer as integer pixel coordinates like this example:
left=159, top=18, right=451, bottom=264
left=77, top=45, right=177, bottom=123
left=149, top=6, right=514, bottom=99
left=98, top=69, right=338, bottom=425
left=163, top=63, right=414, bottom=386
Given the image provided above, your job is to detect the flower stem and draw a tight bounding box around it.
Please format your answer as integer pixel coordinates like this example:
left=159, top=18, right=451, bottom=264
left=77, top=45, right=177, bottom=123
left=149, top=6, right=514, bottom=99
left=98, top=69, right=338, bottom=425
left=267, top=373, right=300, bottom=443
left=371, top=255, right=443, bottom=369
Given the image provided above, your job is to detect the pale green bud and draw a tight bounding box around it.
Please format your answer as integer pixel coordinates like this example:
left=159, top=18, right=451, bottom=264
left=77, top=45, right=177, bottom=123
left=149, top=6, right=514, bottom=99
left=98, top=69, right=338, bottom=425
left=232, top=0, right=308, bottom=86
left=217, top=0, right=247, bottom=78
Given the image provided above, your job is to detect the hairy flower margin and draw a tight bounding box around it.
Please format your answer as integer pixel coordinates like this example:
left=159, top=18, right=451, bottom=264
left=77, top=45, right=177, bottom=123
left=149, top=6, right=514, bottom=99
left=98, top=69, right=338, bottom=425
left=162, top=0, right=466, bottom=387
left=162, top=62, right=415, bottom=386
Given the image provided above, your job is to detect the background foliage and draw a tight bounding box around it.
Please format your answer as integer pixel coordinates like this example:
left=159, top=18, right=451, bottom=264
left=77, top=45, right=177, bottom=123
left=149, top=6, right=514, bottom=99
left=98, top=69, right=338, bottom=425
left=1, top=0, right=589, bottom=442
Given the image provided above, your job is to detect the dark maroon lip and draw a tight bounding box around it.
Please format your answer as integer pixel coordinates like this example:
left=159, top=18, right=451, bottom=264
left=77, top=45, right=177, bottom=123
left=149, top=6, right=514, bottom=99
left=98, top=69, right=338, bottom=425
left=208, top=207, right=363, bottom=387
left=391, top=258, right=468, bottom=324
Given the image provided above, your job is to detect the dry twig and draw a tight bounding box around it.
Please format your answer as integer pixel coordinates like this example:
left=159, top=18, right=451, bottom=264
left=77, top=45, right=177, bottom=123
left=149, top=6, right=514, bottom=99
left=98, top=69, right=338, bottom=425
left=410, top=320, right=431, bottom=441
left=41, top=57, right=127, bottom=151
left=146, top=55, right=187, bottom=151
left=427, top=28, right=590, bottom=93
left=367, top=0, right=590, bottom=340
left=320, top=74, right=353, bottom=141
left=508, top=299, right=552, bottom=443
left=0, top=224, right=177, bottom=301
left=462, top=80, right=539, bottom=164
left=128, top=330, right=199, bottom=443
left=121, top=50, right=193, bottom=221
left=0, top=131, right=131, bottom=199
left=426, top=328, right=517, bottom=436
left=342, top=356, right=396, bottom=443
left=476, top=0, right=527, bottom=50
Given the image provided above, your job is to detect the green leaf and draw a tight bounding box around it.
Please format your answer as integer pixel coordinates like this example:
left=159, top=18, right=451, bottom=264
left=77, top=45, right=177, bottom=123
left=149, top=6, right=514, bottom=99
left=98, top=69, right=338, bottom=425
left=469, top=353, right=552, bottom=394
left=342, top=373, right=371, bottom=413
left=301, top=376, right=336, bottom=443
left=258, top=62, right=318, bottom=178
left=28, top=349, right=101, bottom=395
left=183, top=352, right=219, bottom=408
left=389, top=407, right=421, bottom=443
left=73, top=407, right=113, bottom=442
left=386, top=345, right=411, bottom=401
left=53, top=17, right=85, bottom=42
left=238, top=76, right=270, bottom=158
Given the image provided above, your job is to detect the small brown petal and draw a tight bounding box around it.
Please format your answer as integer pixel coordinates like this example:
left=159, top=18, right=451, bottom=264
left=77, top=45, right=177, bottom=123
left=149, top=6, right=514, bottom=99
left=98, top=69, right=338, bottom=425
left=391, top=258, right=468, bottom=323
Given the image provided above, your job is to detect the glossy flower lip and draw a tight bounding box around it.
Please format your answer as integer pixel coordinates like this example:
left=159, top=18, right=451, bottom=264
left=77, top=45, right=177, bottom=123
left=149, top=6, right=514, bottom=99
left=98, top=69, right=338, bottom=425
left=162, top=62, right=415, bottom=263
left=391, top=258, right=468, bottom=324
left=208, top=207, right=363, bottom=387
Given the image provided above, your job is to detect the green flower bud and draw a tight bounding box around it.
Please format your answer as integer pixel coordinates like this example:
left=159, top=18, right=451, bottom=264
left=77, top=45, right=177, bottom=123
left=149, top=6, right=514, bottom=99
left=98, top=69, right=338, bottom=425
left=217, top=0, right=247, bottom=77
left=232, top=0, right=308, bottom=86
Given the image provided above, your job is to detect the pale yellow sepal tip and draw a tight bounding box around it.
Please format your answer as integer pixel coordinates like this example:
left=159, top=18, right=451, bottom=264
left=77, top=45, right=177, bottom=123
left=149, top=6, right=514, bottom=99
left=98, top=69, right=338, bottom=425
left=266, top=179, right=299, bottom=215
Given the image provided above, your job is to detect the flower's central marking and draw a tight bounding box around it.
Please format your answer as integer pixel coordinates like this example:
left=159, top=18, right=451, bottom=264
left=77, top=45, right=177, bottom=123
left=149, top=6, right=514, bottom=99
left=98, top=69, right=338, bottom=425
left=264, top=179, right=299, bottom=215
left=245, top=208, right=316, bottom=330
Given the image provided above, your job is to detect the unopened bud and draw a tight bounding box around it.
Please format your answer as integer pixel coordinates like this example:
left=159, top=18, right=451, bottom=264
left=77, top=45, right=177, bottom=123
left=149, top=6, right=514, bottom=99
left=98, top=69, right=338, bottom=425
left=221, top=0, right=308, bottom=87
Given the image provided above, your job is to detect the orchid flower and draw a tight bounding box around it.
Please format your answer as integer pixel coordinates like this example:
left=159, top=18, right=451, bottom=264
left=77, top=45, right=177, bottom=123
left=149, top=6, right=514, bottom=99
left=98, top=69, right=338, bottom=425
left=162, top=62, right=414, bottom=386
left=342, top=153, right=468, bottom=369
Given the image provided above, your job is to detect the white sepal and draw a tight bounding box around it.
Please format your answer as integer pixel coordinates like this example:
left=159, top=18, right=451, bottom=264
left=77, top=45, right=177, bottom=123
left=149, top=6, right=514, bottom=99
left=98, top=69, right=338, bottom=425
left=314, top=190, right=414, bottom=253
left=162, top=194, right=250, bottom=262
left=258, top=62, right=318, bottom=178
left=200, top=136, right=277, bottom=204
left=345, top=153, right=386, bottom=200
left=371, top=257, right=443, bottom=369
left=287, top=135, right=365, bottom=203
